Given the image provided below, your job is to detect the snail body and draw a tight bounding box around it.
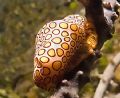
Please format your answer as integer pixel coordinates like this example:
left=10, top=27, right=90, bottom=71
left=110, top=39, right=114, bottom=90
left=33, top=14, right=97, bottom=91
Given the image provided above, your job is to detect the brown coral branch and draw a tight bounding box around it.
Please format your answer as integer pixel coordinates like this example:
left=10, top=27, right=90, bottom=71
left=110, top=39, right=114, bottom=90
left=93, top=53, right=120, bottom=98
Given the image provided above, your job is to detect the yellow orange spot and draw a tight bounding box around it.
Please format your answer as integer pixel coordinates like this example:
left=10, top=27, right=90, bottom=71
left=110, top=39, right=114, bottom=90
left=40, top=56, right=49, bottom=63
left=34, top=70, right=43, bottom=81
left=61, top=43, right=69, bottom=50
left=49, top=22, right=56, bottom=28
left=56, top=48, right=64, bottom=57
left=44, top=28, right=50, bottom=34
left=76, top=41, right=79, bottom=48
left=87, top=35, right=97, bottom=48
left=70, top=48, right=73, bottom=53
left=78, top=28, right=83, bottom=34
left=70, top=41, right=75, bottom=47
left=39, top=49, right=45, bottom=55
left=43, top=24, right=47, bottom=28
left=42, top=67, right=50, bottom=75
left=59, top=22, right=68, bottom=29
left=41, top=41, right=46, bottom=46
left=85, top=23, right=91, bottom=29
left=44, top=42, right=51, bottom=48
left=88, top=48, right=94, bottom=54
left=66, top=51, right=70, bottom=57
left=52, top=29, right=60, bottom=35
left=48, top=48, right=55, bottom=57
left=61, top=31, right=69, bottom=37
left=52, top=37, right=62, bottom=44
left=45, top=34, right=52, bottom=40
left=76, top=16, right=82, bottom=20
left=52, top=61, right=62, bottom=71
left=35, top=70, right=40, bottom=77
left=70, top=24, right=78, bottom=31
left=78, top=36, right=82, bottom=41
left=62, top=56, right=67, bottom=63
left=70, top=33, right=77, bottom=40
left=64, top=37, right=70, bottom=42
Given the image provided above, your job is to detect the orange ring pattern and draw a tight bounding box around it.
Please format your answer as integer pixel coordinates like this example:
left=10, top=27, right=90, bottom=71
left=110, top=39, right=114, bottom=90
left=33, top=14, right=98, bottom=91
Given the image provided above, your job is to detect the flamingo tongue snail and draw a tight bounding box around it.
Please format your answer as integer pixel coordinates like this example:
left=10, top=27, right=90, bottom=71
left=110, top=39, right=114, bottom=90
left=33, top=14, right=98, bottom=91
